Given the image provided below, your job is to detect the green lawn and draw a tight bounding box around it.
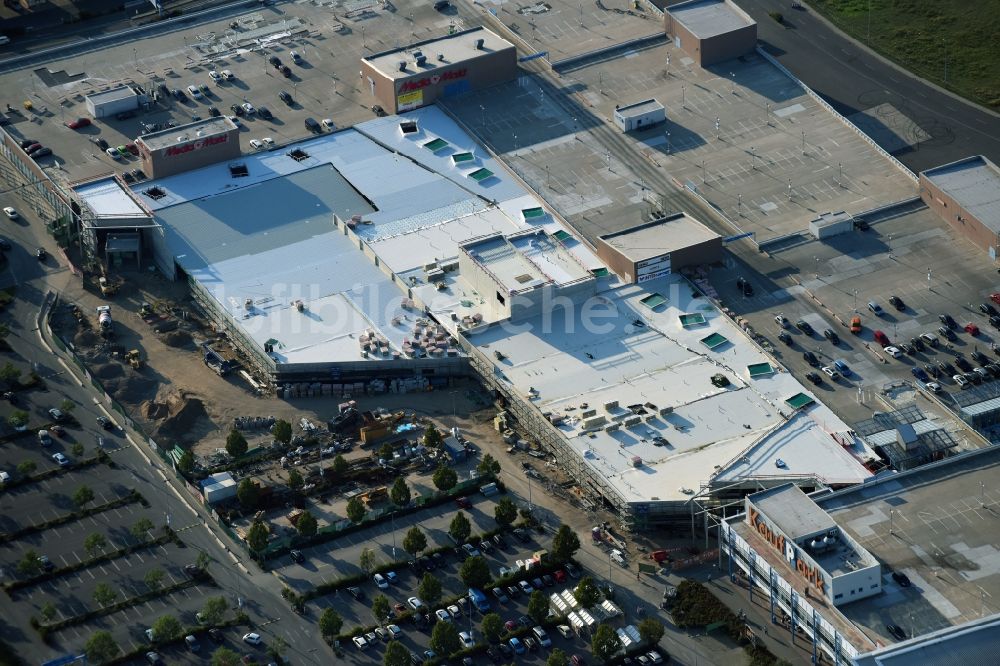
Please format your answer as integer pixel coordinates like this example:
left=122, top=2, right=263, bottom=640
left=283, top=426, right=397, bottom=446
left=811, top=0, right=1000, bottom=109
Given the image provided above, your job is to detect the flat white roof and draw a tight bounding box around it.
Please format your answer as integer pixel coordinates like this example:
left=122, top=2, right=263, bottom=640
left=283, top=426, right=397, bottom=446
left=922, top=156, right=1000, bottom=233
left=509, top=232, right=592, bottom=285
left=466, top=234, right=549, bottom=292
left=599, top=214, right=721, bottom=263
left=468, top=273, right=870, bottom=502
left=668, top=0, right=754, bottom=40
left=74, top=177, right=150, bottom=219
left=137, top=116, right=237, bottom=151
left=363, top=26, right=514, bottom=80
left=86, top=86, right=136, bottom=105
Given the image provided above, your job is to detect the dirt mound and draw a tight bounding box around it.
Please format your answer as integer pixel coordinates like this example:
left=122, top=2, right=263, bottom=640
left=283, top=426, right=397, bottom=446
left=140, top=400, right=169, bottom=420
left=163, top=330, right=193, bottom=348
left=149, top=389, right=213, bottom=445
left=74, top=330, right=100, bottom=348
left=105, top=376, right=158, bottom=405
left=94, top=363, right=124, bottom=380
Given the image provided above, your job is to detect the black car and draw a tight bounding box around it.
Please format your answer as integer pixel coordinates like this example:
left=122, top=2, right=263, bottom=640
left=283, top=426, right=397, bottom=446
left=990, top=315, right=1000, bottom=329
left=173, top=88, right=186, bottom=101
left=823, top=329, right=840, bottom=345
left=97, top=416, right=115, bottom=430
left=279, top=90, right=293, bottom=105
left=886, top=623, right=906, bottom=640
left=980, top=303, right=998, bottom=316
left=803, top=351, right=819, bottom=367
left=939, top=313, right=957, bottom=328
left=290, top=549, right=304, bottom=563
left=122, top=171, right=135, bottom=184
left=19, top=138, right=37, bottom=149
left=925, top=363, right=940, bottom=378
left=778, top=330, right=792, bottom=345
left=208, top=105, right=221, bottom=117
left=281, top=65, right=292, bottom=78
left=36, top=248, right=47, bottom=261
left=372, top=104, right=387, bottom=117
left=347, top=586, right=363, bottom=600
left=208, top=628, right=224, bottom=643
left=513, top=527, right=531, bottom=543
left=735, top=276, right=753, bottom=296
left=486, top=646, right=503, bottom=663
left=889, top=295, right=906, bottom=311
left=131, top=169, right=146, bottom=181
left=0, top=238, right=10, bottom=250
left=910, top=337, right=925, bottom=352
left=32, top=147, right=52, bottom=158
left=431, top=551, right=444, bottom=567
left=973, top=350, right=989, bottom=365
left=805, top=372, right=822, bottom=385
left=434, top=0, right=450, bottom=9
left=230, top=104, right=245, bottom=117
left=257, top=106, right=273, bottom=120
left=542, top=574, right=554, bottom=587
left=184, top=564, right=202, bottom=576
left=892, top=571, right=911, bottom=587
left=795, top=320, right=814, bottom=336
left=497, top=643, right=513, bottom=658
left=899, top=343, right=915, bottom=356
left=938, top=360, right=955, bottom=375
left=39, top=555, right=55, bottom=571
left=90, top=136, right=109, bottom=150
left=493, top=533, right=507, bottom=548
left=939, top=326, right=957, bottom=341
left=269, top=55, right=282, bottom=68
left=955, top=356, right=973, bottom=372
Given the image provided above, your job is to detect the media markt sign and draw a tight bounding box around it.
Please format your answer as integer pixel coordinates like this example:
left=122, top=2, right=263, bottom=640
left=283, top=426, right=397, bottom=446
left=164, top=134, right=229, bottom=157
left=398, top=68, right=468, bottom=93
left=748, top=506, right=826, bottom=594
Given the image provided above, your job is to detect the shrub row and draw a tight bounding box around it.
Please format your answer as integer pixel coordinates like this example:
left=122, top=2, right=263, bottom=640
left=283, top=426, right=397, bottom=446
left=106, top=612, right=250, bottom=665
left=2, top=449, right=109, bottom=491
left=31, top=573, right=215, bottom=638
left=1, top=489, right=147, bottom=542
left=5, top=528, right=179, bottom=595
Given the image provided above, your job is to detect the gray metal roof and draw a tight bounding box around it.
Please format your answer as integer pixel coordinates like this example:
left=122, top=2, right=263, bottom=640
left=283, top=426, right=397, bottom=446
left=922, top=156, right=1000, bottom=233
left=748, top=484, right=837, bottom=541
left=667, top=0, right=754, bottom=40
left=615, top=99, right=664, bottom=118
left=86, top=86, right=137, bottom=105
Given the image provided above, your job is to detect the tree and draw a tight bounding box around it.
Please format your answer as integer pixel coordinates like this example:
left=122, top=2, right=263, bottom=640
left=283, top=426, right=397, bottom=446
left=152, top=614, right=182, bottom=642
left=494, top=497, right=518, bottom=527
left=17, top=549, right=41, bottom=576
left=574, top=576, right=602, bottom=608
left=390, top=476, right=411, bottom=507
left=59, top=399, right=76, bottom=413
left=591, top=623, right=622, bottom=663
left=432, top=463, right=457, bottom=491
left=0, top=362, right=21, bottom=386
left=481, top=612, right=504, bottom=643
left=638, top=617, right=665, bottom=645
left=84, top=630, right=120, bottom=663
left=547, top=648, right=569, bottom=666
left=384, top=640, right=411, bottom=666
left=210, top=646, right=242, bottom=666
left=319, top=608, right=343, bottom=639
left=346, top=496, right=366, bottom=523
left=92, top=582, right=117, bottom=607
left=40, top=602, right=57, bottom=622
left=272, top=419, right=292, bottom=445
left=331, top=454, right=349, bottom=475
left=16, top=460, right=36, bottom=476
left=70, top=442, right=85, bottom=457
left=378, top=442, right=394, bottom=461
left=422, top=423, right=444, bottom=449
left=552, top=523, right=581, bottom=563
left=177, top=448, right=195, bottom=474
left=402, top=526, right=427, bottom=556
left=7, top=409, right=28, bottom=429
left=266, top=635, right=287, bottom=660
left=226, top=429, right=248, bottom=458
left=527, top=590, right=548, bottom=624
left=201, top=596, right=229, bottom=625
left=73, top=485, right=95, bottom=507
left=477, top=453, right=501, bottom=477
left=144, top=568, right=165, bottom=591
left=246, top=519, right=269, bottom=553
left=296, top=510, right=318, bottom=537
left=286, top=468, right=304, bottom=490
left=131, top=517, right=155, bottom=541
left=236, top=478, right=259, bottom=509
left=196, top=550, right=212, bottom=570
left=418, top=573, right=443, bottom=605
left=449, top=511, right=471, bottom=544
left=459, top=555, right=491, bottom=590
left=430, top=619, right=461, bottom=655
left=371, top=593, right=390, bottom=624
left=359, top=546, right=376, bottom=574
left=84, top=533, right=108, bottom=558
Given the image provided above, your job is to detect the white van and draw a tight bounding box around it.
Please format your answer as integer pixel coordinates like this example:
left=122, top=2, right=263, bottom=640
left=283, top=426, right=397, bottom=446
left=611, top=549, right=627, bottom=566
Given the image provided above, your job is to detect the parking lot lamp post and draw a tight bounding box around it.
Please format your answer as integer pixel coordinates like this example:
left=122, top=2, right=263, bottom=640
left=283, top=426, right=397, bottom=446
left=982, top=481, right=987, bottom=508
left=681, top=85, right=685, bottom=108
left=801, top=130, right=806, bottom=155
left=480, top=105, right=485, bottom=127
left=854, top=289, right=858, bottom=313
left=889, top=509, right=894, bottom=535
left=730, top=72, right=736, bottom=94
left=391, top=511, right=397, bottom=560
left=665, top=131, right=671, bottom=155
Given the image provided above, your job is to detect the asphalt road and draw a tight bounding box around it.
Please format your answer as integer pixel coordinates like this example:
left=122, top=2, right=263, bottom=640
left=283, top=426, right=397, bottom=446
left=0, top=189, right=334, bottom=663
left=737, top=0, right=1000, bottom=173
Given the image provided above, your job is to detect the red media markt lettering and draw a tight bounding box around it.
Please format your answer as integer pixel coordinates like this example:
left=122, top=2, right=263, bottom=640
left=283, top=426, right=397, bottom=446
left=164, top=134, right=229, bottom=157
left=398, top=68, right=468, bottom=93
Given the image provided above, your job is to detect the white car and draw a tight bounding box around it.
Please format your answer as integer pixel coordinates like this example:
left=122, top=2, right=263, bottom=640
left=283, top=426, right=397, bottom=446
left=352, top=635, right=368, bottom=649
left=458, top=631, right=474, bottom=648
left=262, top=137, right=275, bottom=149
left=386, top=624, right=402, bottom=639
left=435, top=608, right=451, bottom=623
left=242, top=632, right=262, bottom=646
left=209, top=70, right=221, bottom=81
left=249, top=139, right=263, bottom=151
left=821, top=366, right=840, bottom=379
left=241, top=102, right=256, bottom=115
left=187, top=85, right=202, bottom=99
left=222, top=69, right=235, bottom=80
left=925, top=381, right=942, bottom=393
left=290, top=50, right=302, bottom=62
left=3, top=206, right=17, bottom=219
left=106, top=147, right=123, bottom=160
left=322, top=118, right=335, bottom=130
left=52, top=453, right=70, bottom=467
left=447, top=603, right=461, bottom=617
left=407, top=596, right=424, bottom=610
left=954, top=374, right=970, bottom=388
left=373, top=573, right=388, bottom=589
left=646, top=651, right=664, bottom=664
left=883, top=346, right=902, bottom=358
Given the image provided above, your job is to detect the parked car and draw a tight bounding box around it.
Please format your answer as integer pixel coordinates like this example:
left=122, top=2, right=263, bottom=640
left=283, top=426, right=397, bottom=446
left=222, top=69, right=235, bottom=80
left=258, top=106, right=273, bottom=120
left=833, top=360, right=851, bottom=376
left=802, top=351, right=819, bottom=366
left=3, top=206, right=18, bottom=219
left=873, top=330, right=891, bottom=346
left=884, top=346, right=902, bottom=358
left=230, top=104, right=245, bottom=116
left=911, top=367, right=929, bottom=382
left=64, top=117, right=91, bottom=129
left=939, top=313, right=957, bottom=328
left=52, top=452, right=70, bottom=467
left=242, top=632, right=262, bottom=646
left=777, top=331, right=792, bottom=345
left=805, top=372, right=822, bottom=385
left=965, top=322, right=980, bottom=336
left=868, top=301, right=883, bottom=315
left=795, top=320, right=814, bottom=335
left=823, top=328, right=840, bottom=344
left=850, top=315, right=862, bottom=334
left=886, top=623, right=906, bottom=640
left=889, top=295, right=906, bottom=310
left=821, top=366, right=839, bottom=379
left=372, top=104, right=387, bottom=117
left=279, top=90, right=294, bottom=104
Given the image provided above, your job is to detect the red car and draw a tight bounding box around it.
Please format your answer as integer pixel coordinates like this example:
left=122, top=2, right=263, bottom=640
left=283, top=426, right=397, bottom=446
left=992, top=293, right=1000, bottom=306
left=125, top=143, right=138, bottom=156
left=965, top=323, right=980, bottom=336
left=553, top=569, right=566, bottom=583
left=873, top=330, right=890, bottom=347
left=64, top=117, right=91, bottom=129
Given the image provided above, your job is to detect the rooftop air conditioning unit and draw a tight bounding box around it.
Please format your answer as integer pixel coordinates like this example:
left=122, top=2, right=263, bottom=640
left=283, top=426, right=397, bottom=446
left=398, top=61, right=406, bottom=72
left=415, top=55, right=427, bottom=67
left=474, top=38, right=484, bottom=49
left=603, top=400, right=619, bottom=412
